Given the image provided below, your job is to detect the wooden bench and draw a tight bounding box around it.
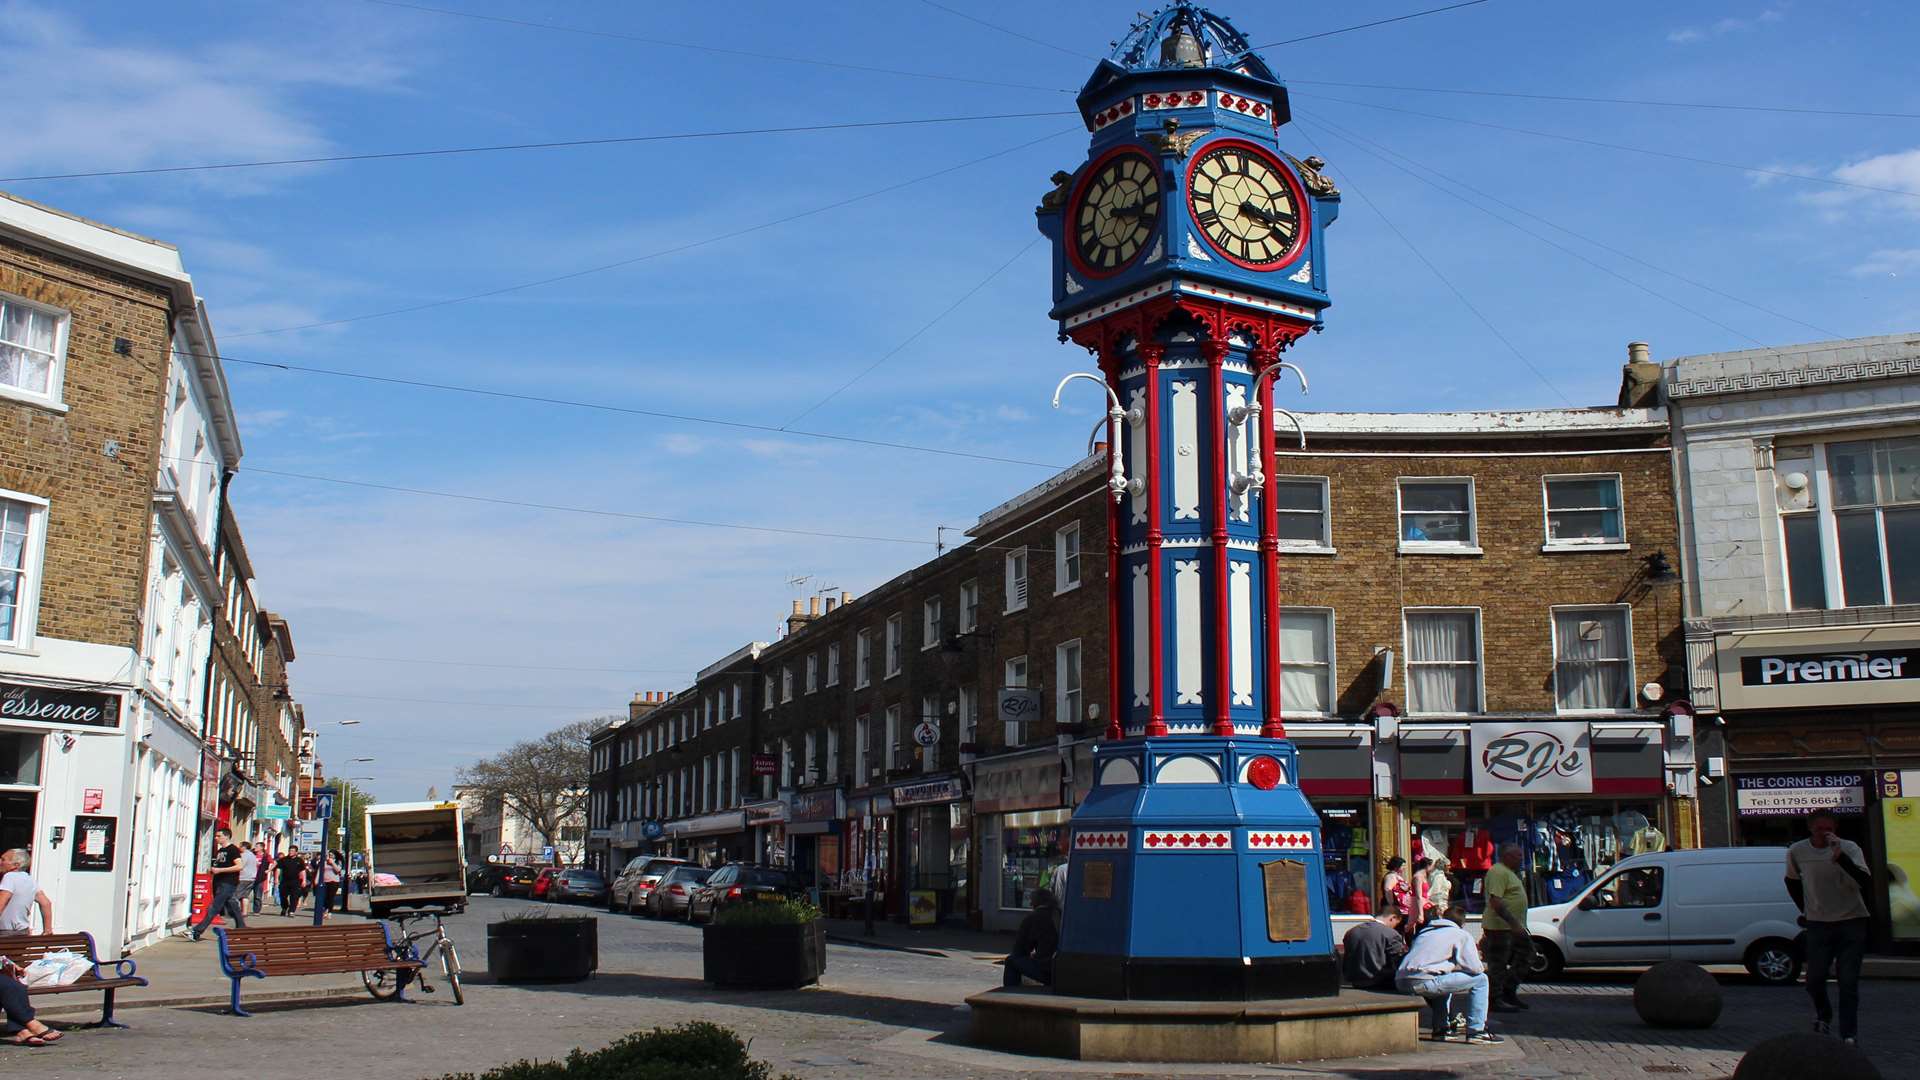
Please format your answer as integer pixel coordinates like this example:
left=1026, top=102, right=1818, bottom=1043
left=0, top=931, right=148, bottom=1028
left=213, top=923, right=421, bottom=1017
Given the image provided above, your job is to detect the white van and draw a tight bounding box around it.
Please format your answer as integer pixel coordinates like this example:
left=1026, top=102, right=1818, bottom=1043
left=1526, top=847, right=1804, bottom=984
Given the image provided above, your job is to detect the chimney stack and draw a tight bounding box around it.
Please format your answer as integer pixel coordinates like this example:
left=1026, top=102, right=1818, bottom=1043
left=841, top=590, right=853, bottom=606
left=824, top=597, right=837, bottom=613
left=808, top=596, right=820, bottom=616
left=1618, top=340, right=1662, bottom=408
left=630, top=690, right=667, bottom=721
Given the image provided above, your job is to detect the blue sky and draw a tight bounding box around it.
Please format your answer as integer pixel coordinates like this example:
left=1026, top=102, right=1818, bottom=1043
left=5, top=1, right=1917, bottom=801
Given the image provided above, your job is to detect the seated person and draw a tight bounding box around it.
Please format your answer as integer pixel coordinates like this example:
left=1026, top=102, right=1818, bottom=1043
left=1341, top=909, right=1407, bottom=991
left=1394, top=904, right=1504, bottom=1045
left=1003, top=888, right=1061, bottom=987
left=1, top=959, right=63, bottom=1048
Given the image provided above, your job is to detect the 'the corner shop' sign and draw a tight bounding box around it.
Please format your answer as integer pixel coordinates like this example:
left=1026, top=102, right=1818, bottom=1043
left=1734, top=772, right=1866, bottom=817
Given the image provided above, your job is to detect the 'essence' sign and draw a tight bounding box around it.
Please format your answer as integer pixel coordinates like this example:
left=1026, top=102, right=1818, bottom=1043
left=1742, top=650, right=1914, bottom=687
left=0, top=682, right=121, bottom=730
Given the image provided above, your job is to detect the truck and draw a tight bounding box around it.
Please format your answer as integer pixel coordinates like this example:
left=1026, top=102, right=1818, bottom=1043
left=365, top=801, right=467, bottom=916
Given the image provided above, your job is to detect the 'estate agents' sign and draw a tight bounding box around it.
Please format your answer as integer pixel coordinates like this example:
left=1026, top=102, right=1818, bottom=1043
left=1471, top=721, right=1593, bottom=796
left=1, top=682, right=121, bottom=731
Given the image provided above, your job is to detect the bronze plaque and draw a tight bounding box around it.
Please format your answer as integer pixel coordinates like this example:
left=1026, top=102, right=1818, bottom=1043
left=1081, top=859, right=1114, bottom=901
left=1262, top=859, right=1310, bottom=942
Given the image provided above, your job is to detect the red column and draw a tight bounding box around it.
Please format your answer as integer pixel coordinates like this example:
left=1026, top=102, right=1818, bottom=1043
left=1141, top=341, right=1169, bottom=739
left=1204, top=339, right=1234, bottom=738
left=1258, top=349, right=1287, bottom=739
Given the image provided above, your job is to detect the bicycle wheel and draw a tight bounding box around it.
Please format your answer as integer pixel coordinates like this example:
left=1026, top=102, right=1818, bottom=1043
left=439, top=940, right=465, bottom=1006
left=363, top=967, right=405, bottom=1000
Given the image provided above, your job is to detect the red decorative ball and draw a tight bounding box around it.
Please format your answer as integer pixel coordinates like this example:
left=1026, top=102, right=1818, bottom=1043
left=1247, top=755, right=1281, bottom=790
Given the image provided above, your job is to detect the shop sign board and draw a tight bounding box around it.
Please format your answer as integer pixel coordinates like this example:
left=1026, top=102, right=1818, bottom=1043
left=667, top=811, right=746, bottom=838
left=751, top=753, right=778, bottom=777
left=789, top=790, right=843, bottom=824
left=1882, top=770, right=1920, bottom=798
left=973, top=751, right=1065, bottom=813
left=258, top=804, right=292, bottom=821
left=1413, top=805, right=1467, bottom=826
left=913, top=720, right=939, bottom=747
left=891, top=777, right=965, bottom=807
left=997, top=689, right=1041, bottom=725
left=70, top=814, right=116, bottom=872
left=1735, top=772, right=1867, bottom=817
left=1716, top=627, right=1920, bottom=711
left=0, top=682, right=121, bottom=731
left=743, top=800, right=788, bottom=826
left=1470, top=721, right=1592, bottom=796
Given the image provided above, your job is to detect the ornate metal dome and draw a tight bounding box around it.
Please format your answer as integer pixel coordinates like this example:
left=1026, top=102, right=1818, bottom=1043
left=1106, top=2, right=1278, bottom=82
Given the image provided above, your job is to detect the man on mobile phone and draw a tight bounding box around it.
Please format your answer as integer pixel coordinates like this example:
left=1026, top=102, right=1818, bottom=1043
left=1786, top=809, right=1873, bottom=1045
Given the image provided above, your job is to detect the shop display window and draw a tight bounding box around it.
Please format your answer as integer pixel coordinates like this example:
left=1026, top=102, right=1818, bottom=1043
left=1001, top=808, right=1070, bottom=910
left=1317, top=804, right=1372, bottom=914
left=1407, top=800, right=1662, bottom=914
left=0, top=732, right=41, bottom=785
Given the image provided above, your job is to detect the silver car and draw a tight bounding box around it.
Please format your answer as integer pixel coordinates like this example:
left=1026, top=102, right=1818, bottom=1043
left=609, top=856, right=689, bottom=915
left=645, top=865, right=711, bottom=919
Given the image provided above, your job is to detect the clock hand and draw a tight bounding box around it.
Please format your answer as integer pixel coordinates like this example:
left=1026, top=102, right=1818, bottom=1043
left=1110, top=202, right=1146, bottom=219
left=1238, top=201, right=1296, bottom=228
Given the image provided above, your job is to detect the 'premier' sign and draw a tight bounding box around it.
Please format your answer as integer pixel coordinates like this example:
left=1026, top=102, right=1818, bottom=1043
left=1741, top=649, right=1913, bottom=686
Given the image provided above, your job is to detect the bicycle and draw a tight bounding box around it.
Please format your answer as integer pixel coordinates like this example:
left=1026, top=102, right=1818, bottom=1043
left=363, top=909, right=465, bottom=1006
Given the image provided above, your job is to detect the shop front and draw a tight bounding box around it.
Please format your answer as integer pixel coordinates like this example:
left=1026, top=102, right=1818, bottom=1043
left=1704, top=621, right=1920, bottom=951
left=743, top=799, right=788, bottom=867
left=890, top=776, right=968, bottom=926
left=586, top=828, right=613, bottom=875
left=1388, top=717, right=1674, bottom=916
left=1289, top=722, right=1378, bottom=916
left=787, top=788, right=844, bottom=899
left=845, top=793, right=893, bottom=918
left=971, top=747, right=1068, bottom=932
left=664, top=810, right=747, bottom=866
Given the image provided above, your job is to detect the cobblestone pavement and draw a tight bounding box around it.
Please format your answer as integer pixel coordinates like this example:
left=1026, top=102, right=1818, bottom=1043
left=17, top=898, right=1915, bottom=1079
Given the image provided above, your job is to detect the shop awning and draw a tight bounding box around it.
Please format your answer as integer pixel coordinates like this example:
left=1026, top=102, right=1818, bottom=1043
left=1284, top=723, right=1373, bottom=742
left=1397, top=723, right=1470, bottom=743
left=1589, top=720, right=1665, bottom=742
left=666, top=811, right=745, bottom=838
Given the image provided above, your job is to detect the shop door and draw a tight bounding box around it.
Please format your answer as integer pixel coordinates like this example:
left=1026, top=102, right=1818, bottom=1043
left=0, top=791, right=35, bottom=854
left=1559, top=865, right=1669, bottom=966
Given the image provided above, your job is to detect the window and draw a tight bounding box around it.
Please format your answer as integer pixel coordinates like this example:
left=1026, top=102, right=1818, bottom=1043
left=856, top=630, right=873, bottom=688
left=1553, top=607, right=1633, bottom=711
left=805, top=653, right=818, bottom=693
left=1056, top=640, right=1083, bottom=727
left=1055, top=523, right=1082, bottom=592
left=1404, top=609, right=1482, bottom=714
left=922, top=597, right=942, bottom=650
left=826, top=643, right=840, bottom=686
left=1829, top=438, right=1920, bottom=607
left=1005, top=549, right=1029, bottom=612
left=0, top=494, right=47, bottom=647
left=958, top=685, right=978, bottom=747
left=781, top=665, right=794, bottom=702
left=763, top=675, right=774, bottom=710
left=856, top=715, right=872, bottom=778
left=884, top=705, right=901, bottom=771
left=1273, top=478, right=1331, bottom=549
left=1585, top=866, right=1663, bottom=910
left=825, top=727, right=840, bottom=779
left=1544, top=474, right=1625, bottom=547
left=1398, top=478, right=1477, bottom=551
left=780, top=738, right=793, bottom=789
left=0, top=296, right=66, bottom=405
left=1278, top=608, right=1333, bottom=715
left=732, top=683, right=742, bottom=718
left=804, top=731, right=817, bottom=783
left=885, top=614, right=903, bottom=677
left=920, top=694, right=939, bottom=772
left=1004, top=655, right=1029, bottom=746
left=958, top=579, right=979, bottom=633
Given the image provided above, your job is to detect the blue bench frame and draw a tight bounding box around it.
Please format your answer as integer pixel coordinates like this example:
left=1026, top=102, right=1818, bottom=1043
left=212, top=923, right=417, bottom=1017
left=0, top=931, right=147, bottom=1029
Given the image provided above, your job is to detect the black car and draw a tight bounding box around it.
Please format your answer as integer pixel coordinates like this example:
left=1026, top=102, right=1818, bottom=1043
left=548, top=868, right=609, bottom=905
left=467, top=862, right=537, bottom=897
left=686, top=864, right=804, bottom=923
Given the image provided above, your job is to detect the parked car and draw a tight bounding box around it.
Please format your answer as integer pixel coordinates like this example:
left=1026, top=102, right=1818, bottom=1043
left=686, top=864, right=804, bottom=924
left=531, top=867, right=561, bottom=901
left=645, top=866, right=712, bottom=919
left=467, top=862, right=537, bottom=898
left=547, top=868, right=609, bottom=905
left=1527, top=847, right=1804, bottom=985
left=609, top=856, right=688, bottom=914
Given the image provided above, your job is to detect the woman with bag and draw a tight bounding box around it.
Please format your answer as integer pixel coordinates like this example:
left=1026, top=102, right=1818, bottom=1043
left=1, top=957, right=62, bottom=1047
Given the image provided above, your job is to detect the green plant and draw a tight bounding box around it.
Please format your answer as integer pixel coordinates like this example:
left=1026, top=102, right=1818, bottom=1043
left=711, top=898, right=822, bottom=928
left=433, top=1022, right=798, bottom=1080
left=496, top=906, right=594, bottom=924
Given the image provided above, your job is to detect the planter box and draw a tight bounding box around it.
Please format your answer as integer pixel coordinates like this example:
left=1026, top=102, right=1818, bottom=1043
left=702, top=919, right=826, bottom=989
left=488, top=918, right=597, bottom=983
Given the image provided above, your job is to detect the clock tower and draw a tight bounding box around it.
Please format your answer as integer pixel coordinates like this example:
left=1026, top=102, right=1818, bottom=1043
left=1036, top=3, right=1343, bottom=1000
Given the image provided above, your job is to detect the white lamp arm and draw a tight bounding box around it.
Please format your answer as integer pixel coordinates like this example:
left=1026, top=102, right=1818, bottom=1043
left=1053, top=372, right=1131, bottom=502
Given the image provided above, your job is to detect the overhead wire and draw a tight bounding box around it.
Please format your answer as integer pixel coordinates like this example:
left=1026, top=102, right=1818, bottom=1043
left=914, top=0, right=1097, bottom=61
left=1288, top=121, right=1574, bottom=406
left=301, top=650, right=694, bottom=676
left=358, top=0, right=1075, bottom=94
left=225, top=126, right=1078, bottom=338
left=1297, top=92, right=1920, bottom=199
left=1289, top=79, right=1920, bottom=121
left=1251, top=0, right=1492, bottom=49
left=0, top=111, right=1075, bottom=185
left=1297, top=112, right=1844, bottom=340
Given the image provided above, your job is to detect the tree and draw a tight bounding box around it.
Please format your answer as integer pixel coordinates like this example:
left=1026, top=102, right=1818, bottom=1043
left=456, top=718, right=606, bottom=857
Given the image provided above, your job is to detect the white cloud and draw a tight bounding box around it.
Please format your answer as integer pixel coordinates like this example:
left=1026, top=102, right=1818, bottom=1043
left=1667, top=4, right=1789, bottom=44
left=1797, top=146, right=1920, bottom=219
left=1850, top=249, right=1920, bottom=277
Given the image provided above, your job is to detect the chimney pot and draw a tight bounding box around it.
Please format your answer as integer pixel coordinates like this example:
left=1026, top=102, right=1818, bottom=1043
left=825, top=597, right=837, bottom=613
left=1627, top=341, right=1651, bottom=365
left=808, top=596, right=820, bottom=616
left=841, top=590, right=853, bottom=605
left=791, top=599, right=803, bottom=615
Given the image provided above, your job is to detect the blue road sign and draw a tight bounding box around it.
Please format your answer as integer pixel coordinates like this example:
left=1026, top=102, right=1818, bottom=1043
left=314, top=791, right=335, bottom=819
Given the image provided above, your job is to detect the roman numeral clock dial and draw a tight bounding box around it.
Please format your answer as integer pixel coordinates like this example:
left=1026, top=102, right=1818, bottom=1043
left=1069, top=150, right=1162, bottom=276
left=1187, top=141, right=1306, bottom=269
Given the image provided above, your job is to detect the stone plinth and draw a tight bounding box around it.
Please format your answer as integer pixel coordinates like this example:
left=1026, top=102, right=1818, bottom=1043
left=965, top=987, right=1422, bottom=1063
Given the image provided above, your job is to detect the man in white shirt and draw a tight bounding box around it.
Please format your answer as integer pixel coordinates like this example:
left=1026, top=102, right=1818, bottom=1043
left=0, top=848, right=52, bottom=934
left=1786, top=810, right=1873, bottom=1044
left=1394, top=906, right=1504, bottom=1045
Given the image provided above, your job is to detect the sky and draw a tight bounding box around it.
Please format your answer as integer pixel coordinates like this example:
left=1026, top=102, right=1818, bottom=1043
left=4, top=1, right=1917, bottom=801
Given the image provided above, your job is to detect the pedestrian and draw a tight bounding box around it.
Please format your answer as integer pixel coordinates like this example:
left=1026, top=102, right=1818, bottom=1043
left=1381, top=856, right=1409, bottom=922
left=1394, top=904, right=1504, bottom=1045
left=1787, top=809, right=1873, bottom=1045
left=190, top=828, right=247, bottom=940
left=1480, top=842, right=1534, bottom=1012
left=0, top=849, right=53, bottom=934
left=1408, top=856, right=1433, bottom=932
left=1341, top=908, right=1406, bottom=991
left=249, top=843, right=269, bottom=915
left=313, top=851, right=342, bottom=922
left=1426, top=856, right=1454, bottom=921
left=1002, top=887, right=1061, bottom=987
left=1, top=956, right=62, bottom=1047
left=277, top=849, right=307, bottom=916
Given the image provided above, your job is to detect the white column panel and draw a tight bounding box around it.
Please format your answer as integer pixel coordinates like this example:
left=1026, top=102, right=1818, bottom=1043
left=1174, top=559, right=1203, bottom=705
left=1171, top=381, right=1200, bottom=521
left=1227, top=383, right=1250, bottom=522
left=1230, top=562, right=1254, bottom=706
left=1130, top=564, right=1150, bottom=707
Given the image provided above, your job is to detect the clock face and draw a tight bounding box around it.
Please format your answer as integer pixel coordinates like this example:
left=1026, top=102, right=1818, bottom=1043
left=1071, top=150, right=1162, bottom=276
left=1187, top=142, right=1306, bottom=269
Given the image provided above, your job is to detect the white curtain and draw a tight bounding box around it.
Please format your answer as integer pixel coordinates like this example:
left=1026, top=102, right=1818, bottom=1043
left=1278, top=611, right=1329, bottom=713
left=1407, top=612, right=1477, bottom=713
left=1554, top=610, right=1629, bottom=709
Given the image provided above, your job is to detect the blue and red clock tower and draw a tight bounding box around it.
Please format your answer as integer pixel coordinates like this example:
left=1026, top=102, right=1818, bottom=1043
left=1036, top=3, right=1344, bottom=1000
